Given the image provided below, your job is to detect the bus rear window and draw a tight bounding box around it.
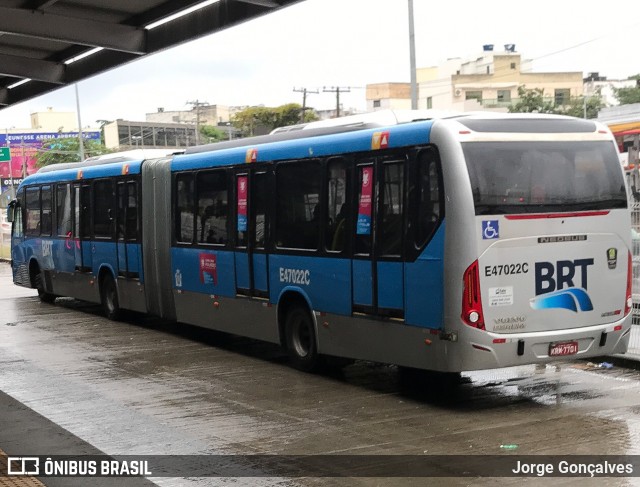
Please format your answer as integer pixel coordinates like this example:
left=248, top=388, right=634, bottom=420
left=463, top=141, right=627, bottom=214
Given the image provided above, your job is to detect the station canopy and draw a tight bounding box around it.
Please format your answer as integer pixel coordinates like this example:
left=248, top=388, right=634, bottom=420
left=0, top=0, right=302, bottom=110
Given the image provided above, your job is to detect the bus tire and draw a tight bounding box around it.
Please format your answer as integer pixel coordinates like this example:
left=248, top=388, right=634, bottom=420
left=34, top=271, right=55, bottom=304
left=285, top=305, right=323, bottom=373
left=100, top=275, right=121, bottom=321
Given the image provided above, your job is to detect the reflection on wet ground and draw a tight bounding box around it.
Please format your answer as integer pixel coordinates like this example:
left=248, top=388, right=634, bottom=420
left=1, top=265, right=640, bottom=486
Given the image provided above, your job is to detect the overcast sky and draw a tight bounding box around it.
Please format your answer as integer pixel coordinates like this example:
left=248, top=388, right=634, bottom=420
left=0, top=0, right=638, bottom=130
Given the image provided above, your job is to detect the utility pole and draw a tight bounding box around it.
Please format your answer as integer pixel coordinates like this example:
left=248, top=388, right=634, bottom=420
left=293, top=87, right=319, bottom=123
left=21, top=138, right=26, bottom=179
left=323, top=86, right=351, bottom=118
left=408, top=0, right=418, bottom=109
left=186, top=100, right=209, bottom=145
left=5, top=128, right=13, bottom=198
left=75, top=84, right=85, bottom=160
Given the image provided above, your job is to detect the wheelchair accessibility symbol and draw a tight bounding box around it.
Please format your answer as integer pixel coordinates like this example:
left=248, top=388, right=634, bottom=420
left=482, top=220, right=499, bottom=240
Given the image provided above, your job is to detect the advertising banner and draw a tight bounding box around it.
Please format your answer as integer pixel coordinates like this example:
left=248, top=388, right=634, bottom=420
left=0, top=132, right=100, bottom=191
left=237, top=176, right=248, bottom=232
left=356, top=166, right=373, bottom=235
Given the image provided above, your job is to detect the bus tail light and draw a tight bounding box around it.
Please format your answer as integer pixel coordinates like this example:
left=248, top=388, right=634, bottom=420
left=626, top=251, right=633, bottom=316
left=462, top=260, right=485, bottom=330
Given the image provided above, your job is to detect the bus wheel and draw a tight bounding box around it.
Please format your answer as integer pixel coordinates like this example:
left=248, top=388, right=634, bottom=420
left=34, top=272, right=55, bottom=303
left=285, top=305, right=323, bottom=373
left=100, top=275, right=121, bottom=321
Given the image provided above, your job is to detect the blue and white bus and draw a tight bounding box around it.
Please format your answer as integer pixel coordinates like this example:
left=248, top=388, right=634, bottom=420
left=8, top=111, right=633, bottom=373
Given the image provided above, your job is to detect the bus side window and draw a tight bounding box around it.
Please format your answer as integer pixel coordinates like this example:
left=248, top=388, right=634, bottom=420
left=379, top=161, right=404, bottom=257
left=197, top=170, right=228, bottom=245
left=117, top=181, right=139, bottom=241
left=40, top=186, right=52, bottom=236
left=276, top=161, right=321, bottom=250
left=252, top=172, right=268, bottom=249
left=25, top=186, right=40, bottom=236
left=56, top=184, right=72, bottom=237
left=12, top=191, right=23, bottom=239
left=326, top=158, right=348, bottom=252
left=416, top=151, right=443, bottom=248
left=175, top=174, right=195, bottom=244
left=94, top=179, right=115, bottom=239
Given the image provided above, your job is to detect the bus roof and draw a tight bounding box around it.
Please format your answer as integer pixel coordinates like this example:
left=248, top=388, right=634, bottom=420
left=173, top=118, right=436, bottom=172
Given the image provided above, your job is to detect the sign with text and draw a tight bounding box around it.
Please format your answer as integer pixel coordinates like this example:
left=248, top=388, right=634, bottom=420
left=0, top=131, right=100, bottom=179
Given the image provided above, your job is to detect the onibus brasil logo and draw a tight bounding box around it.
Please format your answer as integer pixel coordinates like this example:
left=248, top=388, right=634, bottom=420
left=529, top=259, right=594, bottom=312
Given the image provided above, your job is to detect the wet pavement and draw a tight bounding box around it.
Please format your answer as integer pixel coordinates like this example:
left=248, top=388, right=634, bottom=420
left=1, top=263, right=640, bottom=486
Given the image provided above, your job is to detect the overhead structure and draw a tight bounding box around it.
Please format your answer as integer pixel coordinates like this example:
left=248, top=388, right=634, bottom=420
left=0, top=0, right=302, bottom=110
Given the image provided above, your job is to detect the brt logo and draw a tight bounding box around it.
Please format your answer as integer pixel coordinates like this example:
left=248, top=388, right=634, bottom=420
left=531, top=259, right=594, bottom=312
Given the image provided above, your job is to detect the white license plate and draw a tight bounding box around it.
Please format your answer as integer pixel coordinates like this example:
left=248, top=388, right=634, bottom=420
left=549, top=341, right=579, bottom=357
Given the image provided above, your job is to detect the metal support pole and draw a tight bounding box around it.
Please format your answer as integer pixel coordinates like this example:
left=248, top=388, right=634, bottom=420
left=408, top=0, right=418, bottom=109
left=75, top=84, right=85, bottom=161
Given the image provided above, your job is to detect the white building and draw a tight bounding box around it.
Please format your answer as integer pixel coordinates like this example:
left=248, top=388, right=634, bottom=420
left=367, top=44, right=585, bottom=113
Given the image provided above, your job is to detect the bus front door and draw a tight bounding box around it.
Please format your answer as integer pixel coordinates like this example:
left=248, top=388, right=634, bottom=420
left=116, top=181, right=141, bottom=278
left=352, top=159, right=405, bottom=317
left=73, top=183, right=92, bottom=272
left=234, top=171, right=270, bottom=298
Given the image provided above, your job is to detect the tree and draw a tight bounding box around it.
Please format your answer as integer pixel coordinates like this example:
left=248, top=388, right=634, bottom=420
left=35, top=137, right=113, bottom=168
left=231, top=106, right=273, bottom=136
left=614, top=76, right=640, bottom=105
left=509, top=86, right=556, bottom=114
left=558, top=91, right=604, bottom=119
left=200, top=125, right=227, bottom=143
left=232, top=103, right=319, bottom=136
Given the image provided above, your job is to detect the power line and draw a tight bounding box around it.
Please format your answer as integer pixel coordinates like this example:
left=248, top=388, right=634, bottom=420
left=323, top=86, right=351, bottom=118
left=186, top=100, right=209, bottom=145
left=293, top=87, right=319, bottom=123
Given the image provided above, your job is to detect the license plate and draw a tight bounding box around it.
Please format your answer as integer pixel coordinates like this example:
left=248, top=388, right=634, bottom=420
left=549, top=341, right=579, bottom=357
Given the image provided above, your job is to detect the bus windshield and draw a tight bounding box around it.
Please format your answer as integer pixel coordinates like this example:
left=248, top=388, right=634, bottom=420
left=463, top=141, right=627, bottom=215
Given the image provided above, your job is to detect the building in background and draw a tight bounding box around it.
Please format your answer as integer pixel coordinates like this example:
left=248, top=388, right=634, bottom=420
left=30, top=107, right=78, bottom=132
left=365, top=83, right=411, bottom=112
left=146, top=104, right=238, bottom=125
left=583, top=72, right=636, bottom=108
left=367, top=44, right=584, bottom=113
left=103, top=119, right=197, bottom=150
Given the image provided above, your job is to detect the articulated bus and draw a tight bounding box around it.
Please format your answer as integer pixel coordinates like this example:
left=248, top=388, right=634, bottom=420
left=8, top=111, right=633, bottom=373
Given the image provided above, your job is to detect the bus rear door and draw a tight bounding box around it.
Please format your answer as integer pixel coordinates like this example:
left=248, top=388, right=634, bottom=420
left=116, top=180, right=141, bottom=278
left=234, top=170, right=270, bottom=298
left=352, top=158, right=405, bottom=316
left=73, top=182, right=92, bottom=272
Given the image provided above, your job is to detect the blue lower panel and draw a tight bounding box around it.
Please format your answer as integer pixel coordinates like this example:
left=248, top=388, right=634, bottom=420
left=91, top=241, right=118, bottom=276
left=404, top=223, right=445, bottom=329
left=252, top=253, right=268, bottom=292
left=270, top=255, right=351, bottom=315
left=116, top=243, right=143, bottom=280
left=171, top=248, right=236, bottom=297
left=352, top=259, right=372, bottom=307
left=235, top=253, right=249, bottom=290
left=377, top=261, right=403, bottom=309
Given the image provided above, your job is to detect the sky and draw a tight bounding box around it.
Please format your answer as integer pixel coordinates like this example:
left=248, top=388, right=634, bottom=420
left=0, top=0, right=638, bottom=130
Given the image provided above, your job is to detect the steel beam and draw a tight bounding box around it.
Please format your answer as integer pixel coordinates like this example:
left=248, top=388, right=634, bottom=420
left=0, top=52, right=64, bottom=83
left=0, top=6, right=146, bottom=54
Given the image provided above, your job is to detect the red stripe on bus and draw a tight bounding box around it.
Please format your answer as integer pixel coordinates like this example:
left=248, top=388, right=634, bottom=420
left=504, top=211, right=610, bottom=220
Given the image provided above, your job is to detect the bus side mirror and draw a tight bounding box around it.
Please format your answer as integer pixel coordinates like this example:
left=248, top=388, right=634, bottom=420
left=6, top=201, right=16, bottom=223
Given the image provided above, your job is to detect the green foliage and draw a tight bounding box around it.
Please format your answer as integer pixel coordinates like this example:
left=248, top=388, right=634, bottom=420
left=509, top=86, right=604, bottom=119
left=614, top=85, right=640, bottom=105
left=508, top=86, right=556, bottom=114
left=200, top=125, right=227, bottom=143
left=560, top=92, right=604, bottom=119
left=232, top=103, right=319, bottom=136
left=35, top=137, right=113, bottom=168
